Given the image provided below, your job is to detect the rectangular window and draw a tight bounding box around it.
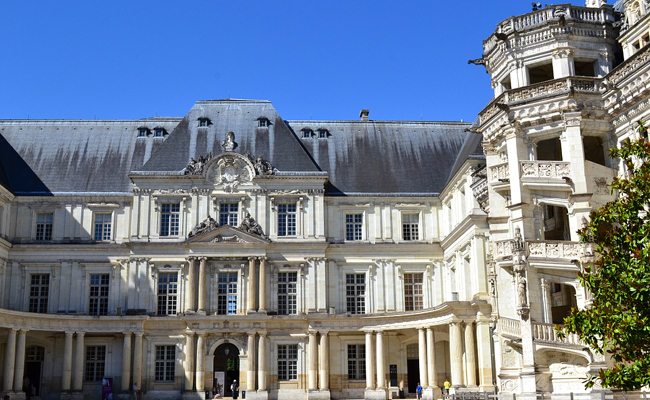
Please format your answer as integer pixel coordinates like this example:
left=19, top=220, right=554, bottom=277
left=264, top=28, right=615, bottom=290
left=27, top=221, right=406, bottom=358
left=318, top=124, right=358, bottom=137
left=157, top=272, right=178, bottom=316
left=277, top=344, right=298, bottom=381
left=155, top=345, right=176, bottom=382
left=347, top=344, right=366, bottom=380
left=93, top=213, right=112, bottom=241
left=89, top=274, right=110, bottom=316
left=217, top=272, right=238, bottom=315
left=346, top=274, right=366, bottom=314
left=402, top=213, right=420, bottom=241
left=404, top=273, right=424, bottom=311
left=345, top=214, right=363, bottom=241
left=219, top=203, right=239, bottom=227
left=35, top=213, right=53, bottom=241
left=160, top=203, right=180, bottom=236
left=277, top=203, right=297, bottom=236
left=29, top=274, right=49, bottom=313
left=277, top=272, right=298, bottom=315
left=84, top=346, right=106, bottom=382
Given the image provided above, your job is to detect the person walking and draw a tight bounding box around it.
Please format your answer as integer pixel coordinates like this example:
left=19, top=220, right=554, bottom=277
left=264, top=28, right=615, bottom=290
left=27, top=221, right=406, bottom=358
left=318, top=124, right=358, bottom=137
left=230, top=380, right=239, bottom=400
left=416, top=382, right=423, bottom=399
left=444, top=378, right=451, bottom=397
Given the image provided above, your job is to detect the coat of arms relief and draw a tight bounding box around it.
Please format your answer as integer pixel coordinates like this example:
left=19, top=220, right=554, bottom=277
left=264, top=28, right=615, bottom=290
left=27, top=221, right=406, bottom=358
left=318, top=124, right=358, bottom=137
left=207, top=156, right=254, bottom=193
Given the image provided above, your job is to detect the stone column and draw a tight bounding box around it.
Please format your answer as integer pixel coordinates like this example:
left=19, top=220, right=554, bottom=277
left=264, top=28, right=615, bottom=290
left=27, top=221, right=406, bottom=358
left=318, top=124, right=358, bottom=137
left=365, top=332, right=375, bottom=390
left=376, top=331, right=386, bottom=389
left=258, top=333, right=268, bottom=391
left=13, top=330, right=27, bottom=393
left=197, top=257, right=208, bottom=314
left=133, top=333, right=143, bottom=391
left=185, top=333, right=195, bottom=391
left=258, top=257, right=268, bottom=313
left=426, top=328, right=437, bottom=388
left=72, top=331, right=85, bottom=391
left=418, top=328, right=428, bottom=388
left=247, top=257, right=257, bottom=313
left=62, top=331, right=74, bottom=391
left=540, top=278, right=552, bottom=324
left=196, top=334, right=206, bottom=391
left=247, top=334, right=256, bottom=392
left=186, top=257, right=197, bottom=313
left=450, top=322, right=463, bottom=388
left=319, top=332, right=329, bottom=390
left=2, top=328, right=16, bottom=392
left=121, top=333, right=132, bottom=392
left=464, top=323, right=477, bottom=387
left=308, top=331, right=318, bottom=390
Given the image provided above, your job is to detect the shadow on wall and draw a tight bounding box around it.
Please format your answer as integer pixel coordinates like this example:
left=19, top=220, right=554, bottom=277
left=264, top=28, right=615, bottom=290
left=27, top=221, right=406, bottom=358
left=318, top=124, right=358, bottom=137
left=0, top=134, right=51, bottom=196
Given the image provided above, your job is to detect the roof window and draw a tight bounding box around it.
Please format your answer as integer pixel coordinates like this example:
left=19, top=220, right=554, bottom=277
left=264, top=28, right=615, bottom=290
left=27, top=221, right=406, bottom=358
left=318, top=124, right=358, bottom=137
left=198, top=117, right=211, bottom=127
left=153, top=127, right=167, bottom=137
left=137, top=127, right=149, bottom=137
left=317, top=128, right=329, bottom=139
left=302, top=128, right=313, bottom=139
left=258, top=117, right=270, bottom=128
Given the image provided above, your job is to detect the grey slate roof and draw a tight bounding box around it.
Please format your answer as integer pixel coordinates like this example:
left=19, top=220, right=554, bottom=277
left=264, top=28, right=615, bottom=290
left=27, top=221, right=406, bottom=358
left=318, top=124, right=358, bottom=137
left=0, top=100, right=477, bottom=196
left=286, top=120, right=472, bottom=195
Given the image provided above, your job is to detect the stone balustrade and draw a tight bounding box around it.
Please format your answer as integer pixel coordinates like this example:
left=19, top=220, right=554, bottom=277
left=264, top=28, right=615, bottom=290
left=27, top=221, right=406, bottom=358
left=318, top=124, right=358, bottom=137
left=520, top=160, right=571, bottom=179
left=489, top=162, right=510, bottom=182
left=499, top=316, right=521, bottom=338
left=494, top=239, right=513, bottom=258
left=527, top=240, right=581, bottom=260
left=532, top=322, right=584, bottom=346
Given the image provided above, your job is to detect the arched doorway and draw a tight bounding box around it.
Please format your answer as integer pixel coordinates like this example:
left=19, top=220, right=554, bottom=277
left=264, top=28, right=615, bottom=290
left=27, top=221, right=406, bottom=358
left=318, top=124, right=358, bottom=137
left=25, top=346, right=45, bottom=396
left=213, top=343, right=239, bottom=398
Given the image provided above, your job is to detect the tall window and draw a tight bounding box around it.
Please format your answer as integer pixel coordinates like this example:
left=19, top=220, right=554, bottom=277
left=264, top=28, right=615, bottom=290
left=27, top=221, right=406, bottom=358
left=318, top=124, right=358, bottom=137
left=157, top=272, right=178, bottom=316
left=89, top=274, right=109, bottom=316
left=84, top=346, right=106, bottom=382
left=29, top=274, right=49, bottom=313
left=217, top=272, right=238, bottom=315
left=404, top=273, right=424, bottom=311
left=155, top=345, right=176, bottom=382
left=402, top=213, right=420, bottom=241
left=277, top=204, right=297, bottom=236
left=345, top=214, right=363, bottom=241
left=347, top=344, right=366, bottom=380
left=93, top=213, right=112, bottom=241
left=35, top=213, right=53, bottom=241
left=277, top=344, right=298, bottom=381
left=219, top=203, right=239, bottom=226
left=278, top=272, right=298, bottom=315
left=160, top=203, right=180, bottom=236
left=346, top=274, right=366, bottom=314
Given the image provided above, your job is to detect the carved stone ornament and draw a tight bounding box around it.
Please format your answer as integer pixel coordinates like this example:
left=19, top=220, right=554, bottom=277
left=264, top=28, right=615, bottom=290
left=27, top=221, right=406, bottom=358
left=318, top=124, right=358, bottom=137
left=244, top=152, right=276, bottom=176
left=188, top=215, right=219, bottom=238
left=184, top=152, right=215, bottom=176
left=208, top=156, right=254, bottom=193
left=238, top=213, right=267, bottom=239
left=212, top=235, right=243, bottom=243
left=222, top=131, right=238, bottom=152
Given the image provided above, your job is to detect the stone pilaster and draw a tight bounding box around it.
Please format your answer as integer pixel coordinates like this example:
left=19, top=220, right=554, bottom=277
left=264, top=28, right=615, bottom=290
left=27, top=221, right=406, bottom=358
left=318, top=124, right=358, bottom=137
left=196, top=334, right=206, bottom=391
left=247, top=333, right=256, bottom=392
left=308, top=331, right=318, bottom=390
left=248, top=257, right=257, bottom=313
left=133, top=333, right=143, bottom=392
left=418, top=328, right=428, bottom=388
left=185, top=333, right=195, bottom=391
left=426, top=328, right=437, bottom=388
left=197, top=258, right=208, bottom=314
left=450, top=322, right=463, bottom=389
left=121, top=333, right=132, bottom=392
left=72, top=331, right=84, bottom=391
left=319, top=332, right=329, bottom=390
left=3, top=328, right=16, bottom=392
left=62, top=331, right=74, bottom=392
left=259, top=257, right=268, bottom=313
left=464, top=322, right=477, bottom=388
left=258, top=332, right=268, bottom=391
left=186, top=257, right=197, bottom=313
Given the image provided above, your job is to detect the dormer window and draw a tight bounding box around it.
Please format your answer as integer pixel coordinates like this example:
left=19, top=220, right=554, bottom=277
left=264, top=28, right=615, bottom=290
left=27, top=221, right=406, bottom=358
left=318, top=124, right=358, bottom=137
left=302, top=128, right=313, bottom=139
left=137, top=127, right=149, bottom=137
left=258, top=117, right=270, bottom=128
left=153, top=127, right=166, bottom=137
left=317, top=129, right=329, bottom=139
left=198, top=117, right=211, bottom=127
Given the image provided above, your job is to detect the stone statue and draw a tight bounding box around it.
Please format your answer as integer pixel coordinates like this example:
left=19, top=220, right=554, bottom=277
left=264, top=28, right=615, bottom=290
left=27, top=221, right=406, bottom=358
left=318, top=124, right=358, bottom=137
left=512, top=226, right=525, bottom=253
left=517, top=277, right=528, bottom=308
left=184, top=152, right=214, bottom=175
left=222, top=131, right=238, bottom=152
left=239, top=213, right=266, bottom=238
left=244, top=152, right=276, bottom=176
left=188, top=215, right=220, bottom=238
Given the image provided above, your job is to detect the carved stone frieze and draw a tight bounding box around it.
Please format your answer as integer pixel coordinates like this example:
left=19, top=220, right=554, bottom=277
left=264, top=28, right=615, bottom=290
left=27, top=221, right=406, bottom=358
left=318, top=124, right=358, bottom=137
left=238, top=213, right=266, bottom=239
left=520, top=161, right=571, bottom=179
left=188, top=215, right=219, bottom=238
left=212, top=235, right=244, bottom=243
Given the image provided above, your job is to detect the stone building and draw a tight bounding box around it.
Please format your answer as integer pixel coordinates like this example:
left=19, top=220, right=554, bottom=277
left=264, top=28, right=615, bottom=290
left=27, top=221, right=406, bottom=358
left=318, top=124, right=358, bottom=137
left=0, top=1, right=649, bottom=400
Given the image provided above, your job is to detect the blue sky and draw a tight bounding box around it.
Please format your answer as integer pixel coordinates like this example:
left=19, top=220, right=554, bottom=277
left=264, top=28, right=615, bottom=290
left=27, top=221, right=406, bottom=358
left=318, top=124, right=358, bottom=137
left=1, top=1, right=588, bottom=122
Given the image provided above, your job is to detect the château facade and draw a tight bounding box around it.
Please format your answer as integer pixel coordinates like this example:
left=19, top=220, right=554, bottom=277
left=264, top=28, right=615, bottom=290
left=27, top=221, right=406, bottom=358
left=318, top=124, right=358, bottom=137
left=1, top=1, right=649, bottom=400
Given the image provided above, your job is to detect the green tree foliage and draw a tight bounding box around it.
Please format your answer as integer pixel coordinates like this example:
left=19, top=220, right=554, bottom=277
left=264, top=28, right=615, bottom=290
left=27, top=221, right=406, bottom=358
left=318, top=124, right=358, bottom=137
left=561, top=121, right=650, bottom=390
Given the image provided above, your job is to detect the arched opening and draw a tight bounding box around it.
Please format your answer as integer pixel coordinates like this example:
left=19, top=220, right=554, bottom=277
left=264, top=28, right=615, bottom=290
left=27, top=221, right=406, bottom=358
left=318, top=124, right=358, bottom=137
left=551, top=283, right=577, bottom=324
left=213, top=343, right=239, bottom=398
left=25, top=346, right=45, bottom=396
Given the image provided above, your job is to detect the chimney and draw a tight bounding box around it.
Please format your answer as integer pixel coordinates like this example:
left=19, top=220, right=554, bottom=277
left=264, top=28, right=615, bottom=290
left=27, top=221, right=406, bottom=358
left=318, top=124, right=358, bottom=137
left=359, top=109, right=370, bottom=122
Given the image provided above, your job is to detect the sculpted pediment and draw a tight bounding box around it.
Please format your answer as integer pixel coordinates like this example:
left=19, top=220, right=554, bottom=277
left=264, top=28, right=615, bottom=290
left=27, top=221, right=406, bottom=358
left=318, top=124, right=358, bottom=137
left=187, top=224, right=270, bottom=244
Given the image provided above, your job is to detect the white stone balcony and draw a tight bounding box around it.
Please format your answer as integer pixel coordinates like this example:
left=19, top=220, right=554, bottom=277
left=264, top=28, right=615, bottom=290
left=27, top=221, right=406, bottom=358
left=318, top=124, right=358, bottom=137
left=532, top=322, right=584, bottom=346
left=499, top=316, right=521, bottom=339
left=494, top=239, right=583, bottom=261
left=520, top=160, right=571, bottom=179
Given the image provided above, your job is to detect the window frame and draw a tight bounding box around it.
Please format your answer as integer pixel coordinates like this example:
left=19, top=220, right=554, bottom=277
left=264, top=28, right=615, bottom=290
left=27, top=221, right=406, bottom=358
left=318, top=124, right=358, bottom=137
left=217, top=271, right=238, bottom=315
left=93, top=212, right=113, bottom=242
left=29, top=273, right=50, bottom=313
left=89, top=273, right=110, bottom=316
left=154, top=345, right=176, bottom=382
left=84, top=345, right=106, bottom=382
left=277, top=203, right=297, bottom=237
left=347, top=344, right=366, bottom=381
left=401, top=212, right=420, bottom=241
left=345, top=213, right=363, bottom=241
left=277, top=271, right=298, bottom=315
left=157, top=271, right=179, bottom=316
left=160, top=203, right=181, bottom=237
left=345, top=273, right=366, bottom=314
left=35, top=212, right=54, bottom=241
left=404, top=272, right=424, bottom=311
left=277, top=344, right=298, bottom=381
left=218, top=202, right=239, bottom=227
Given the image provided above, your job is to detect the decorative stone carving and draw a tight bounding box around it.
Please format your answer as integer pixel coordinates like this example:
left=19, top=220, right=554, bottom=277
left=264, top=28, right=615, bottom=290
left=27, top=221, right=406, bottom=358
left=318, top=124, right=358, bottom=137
left=222, top=131, right=238, bottom=152
left=188, top=215, right=219, bottom=238
left=212, top=235, right=243, bottom=243
left=594, top=177, right=609, bottom=194
left=210, top=156, right=254, bottom=193
left=520, top=161, right=571, bottom=179
left=471, top=164, right=489, bottom=212
left=244, top=152, right=276, bottom=176
left=238, top=213, right=266, bottom=239
left=489, top=163, right=510, bottom=182
left=184, top=153, right=214, bottom=176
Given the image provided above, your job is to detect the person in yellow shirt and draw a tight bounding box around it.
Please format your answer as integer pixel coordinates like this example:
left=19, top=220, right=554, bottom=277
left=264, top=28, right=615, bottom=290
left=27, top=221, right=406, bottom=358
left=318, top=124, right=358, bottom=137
left=443, top=378, right=451, bottom=396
